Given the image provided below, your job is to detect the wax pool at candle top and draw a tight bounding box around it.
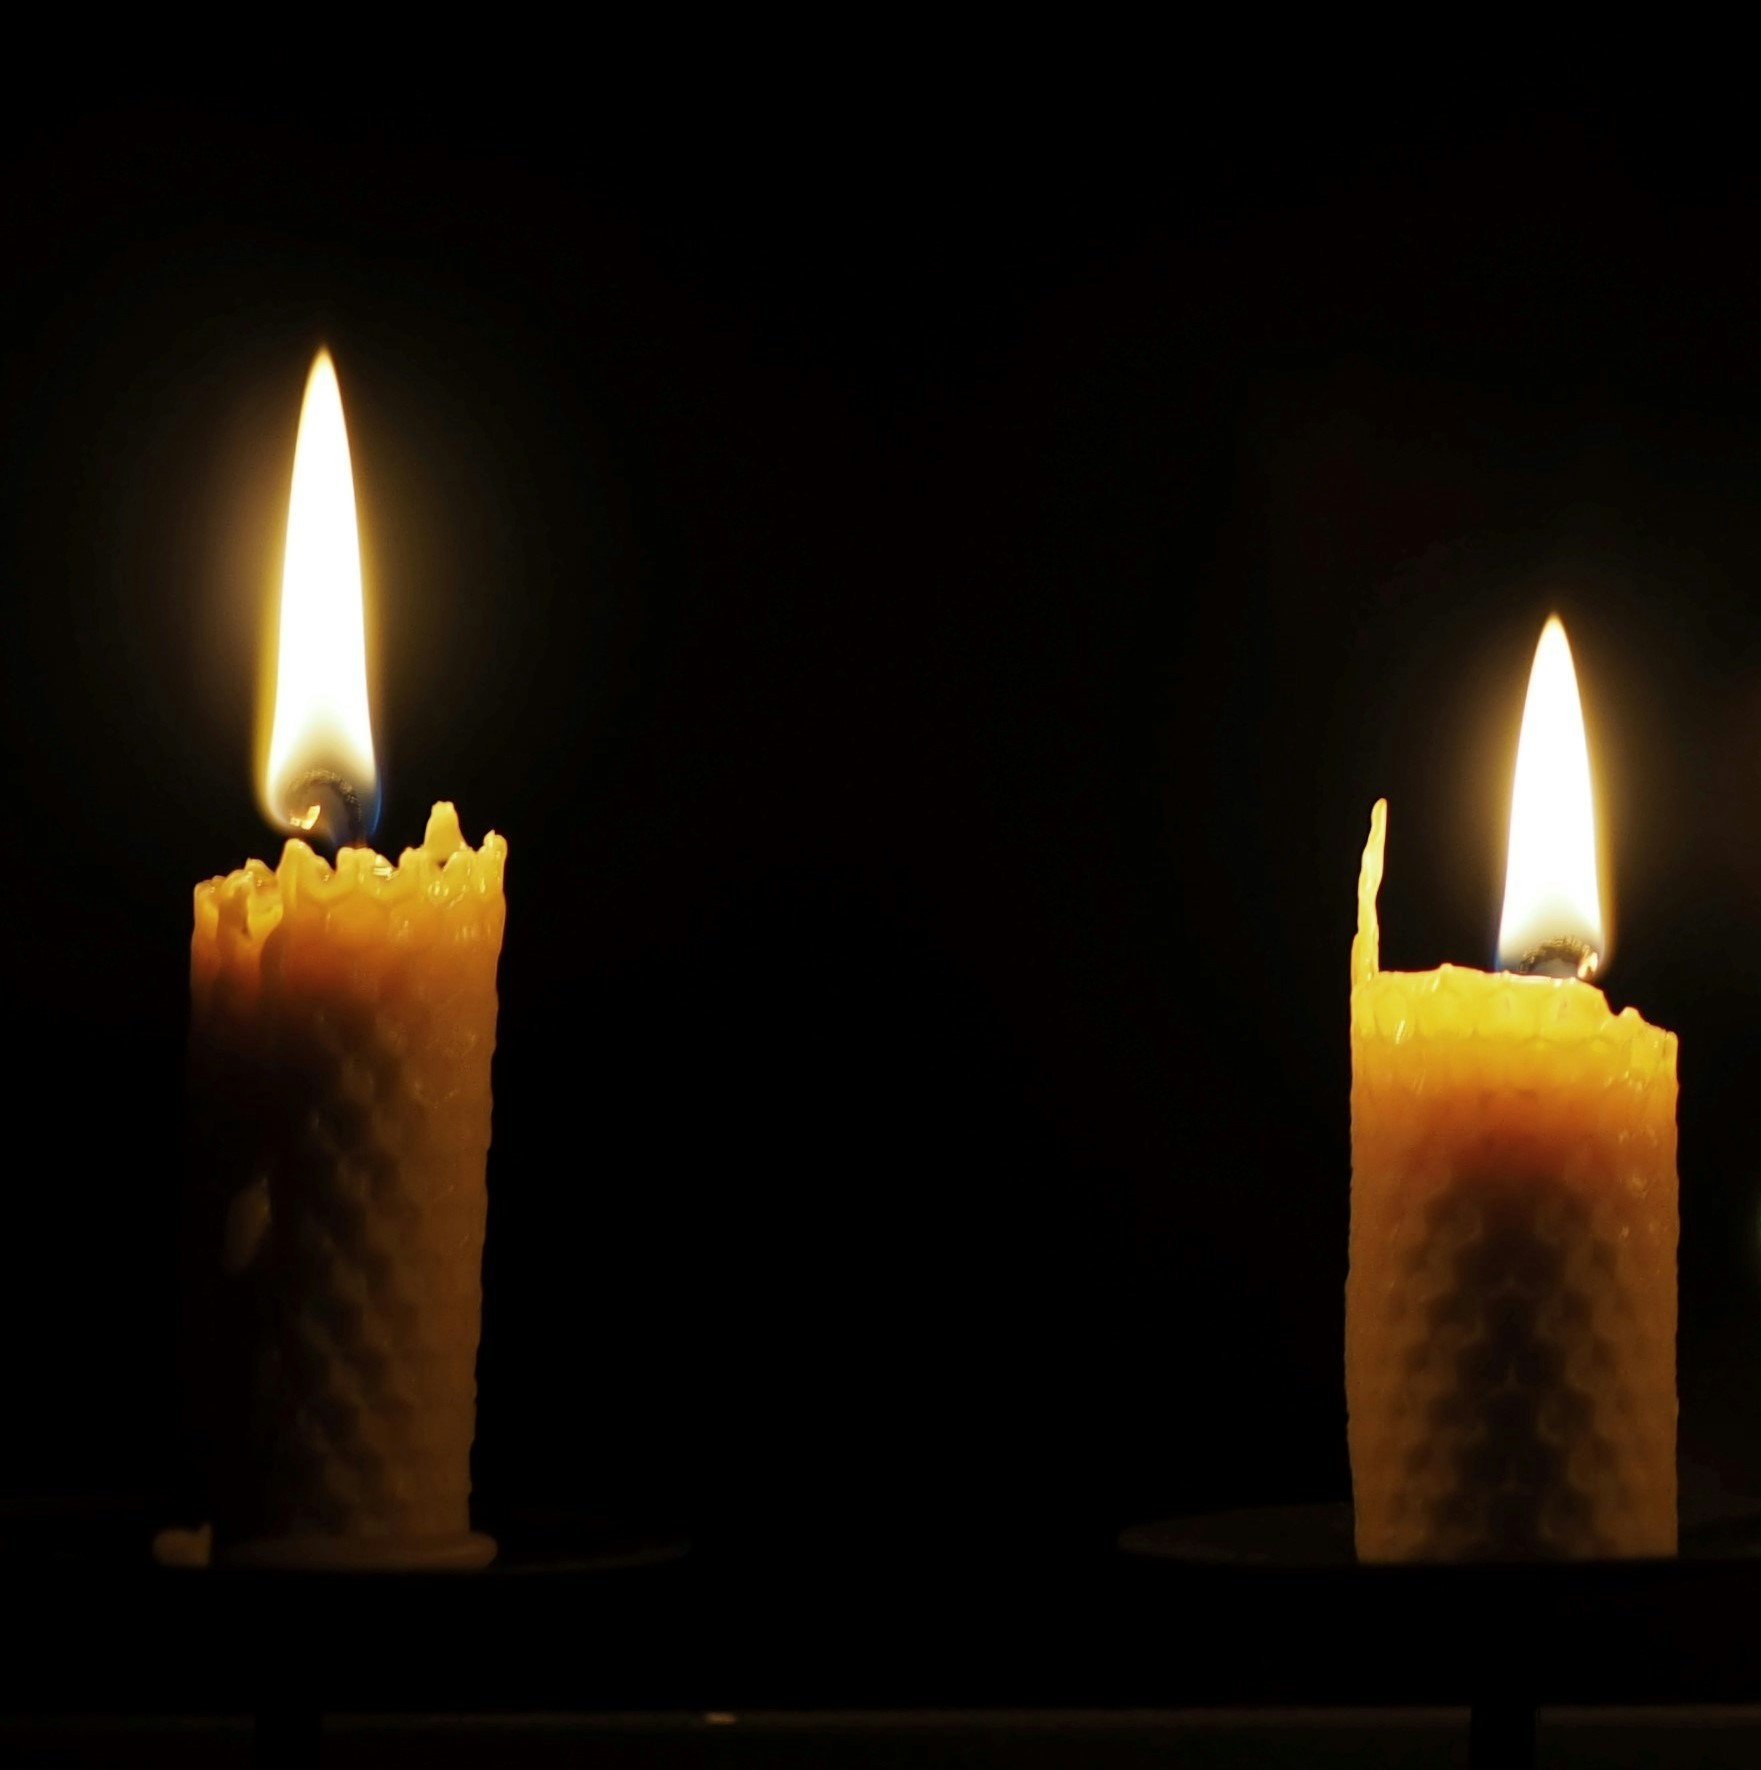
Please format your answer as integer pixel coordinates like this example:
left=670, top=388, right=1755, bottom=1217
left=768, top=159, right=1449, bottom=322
left=1346, top=799, right=1678, bottom=1561
left=188, top=801, right=506, bottom=1562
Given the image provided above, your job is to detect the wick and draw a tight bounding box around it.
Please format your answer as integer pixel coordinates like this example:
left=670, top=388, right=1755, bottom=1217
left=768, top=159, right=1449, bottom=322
left=1516, top=937, right=1601, bottom=983
left=285, top=770, right=366, bottom=851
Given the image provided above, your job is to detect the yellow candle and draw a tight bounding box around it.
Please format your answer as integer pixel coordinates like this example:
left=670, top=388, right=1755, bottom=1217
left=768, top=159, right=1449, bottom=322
left=185, top=352, right=507, bottom=1569
left=1346, top=620, right=1677, bottom=1561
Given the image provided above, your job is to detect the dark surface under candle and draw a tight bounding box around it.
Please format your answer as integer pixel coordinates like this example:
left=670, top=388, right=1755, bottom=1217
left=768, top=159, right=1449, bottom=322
left=12, top=1499, right=1761, bottom=1759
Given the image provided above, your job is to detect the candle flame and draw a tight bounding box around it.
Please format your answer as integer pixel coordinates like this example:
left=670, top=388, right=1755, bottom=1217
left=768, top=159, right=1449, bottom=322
left=261, top=349, right=378, bottom=842
left=1497, top=615, right=1604, bottom=976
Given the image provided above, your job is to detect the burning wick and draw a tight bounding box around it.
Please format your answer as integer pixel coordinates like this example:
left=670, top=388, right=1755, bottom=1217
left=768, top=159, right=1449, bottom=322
left=1516, top=937, right=1601, bottom=983
left=285, top=769, right=366, bottom=850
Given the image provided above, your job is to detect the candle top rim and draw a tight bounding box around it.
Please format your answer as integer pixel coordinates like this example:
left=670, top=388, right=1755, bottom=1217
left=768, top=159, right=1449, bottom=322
left=1352, top=797, right=1670, bottom=1032
left=196, top=801, right=506, bottom=939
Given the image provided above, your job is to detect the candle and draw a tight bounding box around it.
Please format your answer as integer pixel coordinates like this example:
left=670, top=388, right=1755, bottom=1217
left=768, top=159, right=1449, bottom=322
left=185, top=352, right=507, bottom=1568
left=1346, top=618, right=1677, bottom=1561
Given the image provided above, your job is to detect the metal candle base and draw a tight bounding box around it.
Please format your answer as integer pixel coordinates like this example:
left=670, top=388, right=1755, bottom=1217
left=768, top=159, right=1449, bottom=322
left=221, top=1531, right=497, bottom=1571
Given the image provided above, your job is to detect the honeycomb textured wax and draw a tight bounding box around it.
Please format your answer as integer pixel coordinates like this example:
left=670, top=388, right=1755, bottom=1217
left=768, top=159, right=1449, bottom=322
left=1346, top=800, right=1677, bottom=1561
left=188, top=803, right=506, bottom=1567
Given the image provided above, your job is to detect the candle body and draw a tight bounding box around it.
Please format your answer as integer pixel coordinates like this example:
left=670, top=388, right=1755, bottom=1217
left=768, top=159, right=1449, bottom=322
left=188, top=803, right=506, bottom=1566
left=1347, top=801, right=1677, bottom=1560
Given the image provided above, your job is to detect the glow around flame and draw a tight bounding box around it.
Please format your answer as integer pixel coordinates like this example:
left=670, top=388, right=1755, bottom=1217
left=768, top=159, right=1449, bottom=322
left=1496, top=616, right=1604, bottom=973
left=260, top=349, right=378, bottom=839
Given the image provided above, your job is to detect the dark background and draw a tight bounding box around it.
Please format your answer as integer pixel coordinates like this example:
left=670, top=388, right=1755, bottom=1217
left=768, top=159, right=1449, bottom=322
left=7, top=87, right=1761, bottom=1565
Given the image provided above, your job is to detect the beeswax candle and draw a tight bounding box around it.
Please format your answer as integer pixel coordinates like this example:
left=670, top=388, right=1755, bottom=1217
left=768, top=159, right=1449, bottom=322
left=185, top=350, right=507, bottom=1568
left=1346, top=621, right=1678, bottom=1561
left=188, top=806, right=506, bottom=1567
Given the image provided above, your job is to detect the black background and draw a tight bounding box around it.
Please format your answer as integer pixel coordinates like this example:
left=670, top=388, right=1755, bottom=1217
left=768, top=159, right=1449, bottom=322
left=7, top=85, right=1761, bottom=1566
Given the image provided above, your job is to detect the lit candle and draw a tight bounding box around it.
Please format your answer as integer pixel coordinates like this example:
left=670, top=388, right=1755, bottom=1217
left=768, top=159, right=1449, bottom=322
left=186, top=351, right=507, bottom=1568
left=1346, top=617, right=1678, bottom=1561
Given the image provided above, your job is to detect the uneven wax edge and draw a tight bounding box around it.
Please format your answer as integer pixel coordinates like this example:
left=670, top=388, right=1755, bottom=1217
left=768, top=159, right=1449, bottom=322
left=194, top=801, right=507, bottom=947
left=1351, top=797, right=1677, bottom=1071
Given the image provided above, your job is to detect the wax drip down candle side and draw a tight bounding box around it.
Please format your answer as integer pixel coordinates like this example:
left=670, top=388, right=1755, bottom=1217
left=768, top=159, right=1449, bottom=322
left=183, top=350, right=508, bottom=1569
left=1345, top=619, right=1678, bottom=1562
